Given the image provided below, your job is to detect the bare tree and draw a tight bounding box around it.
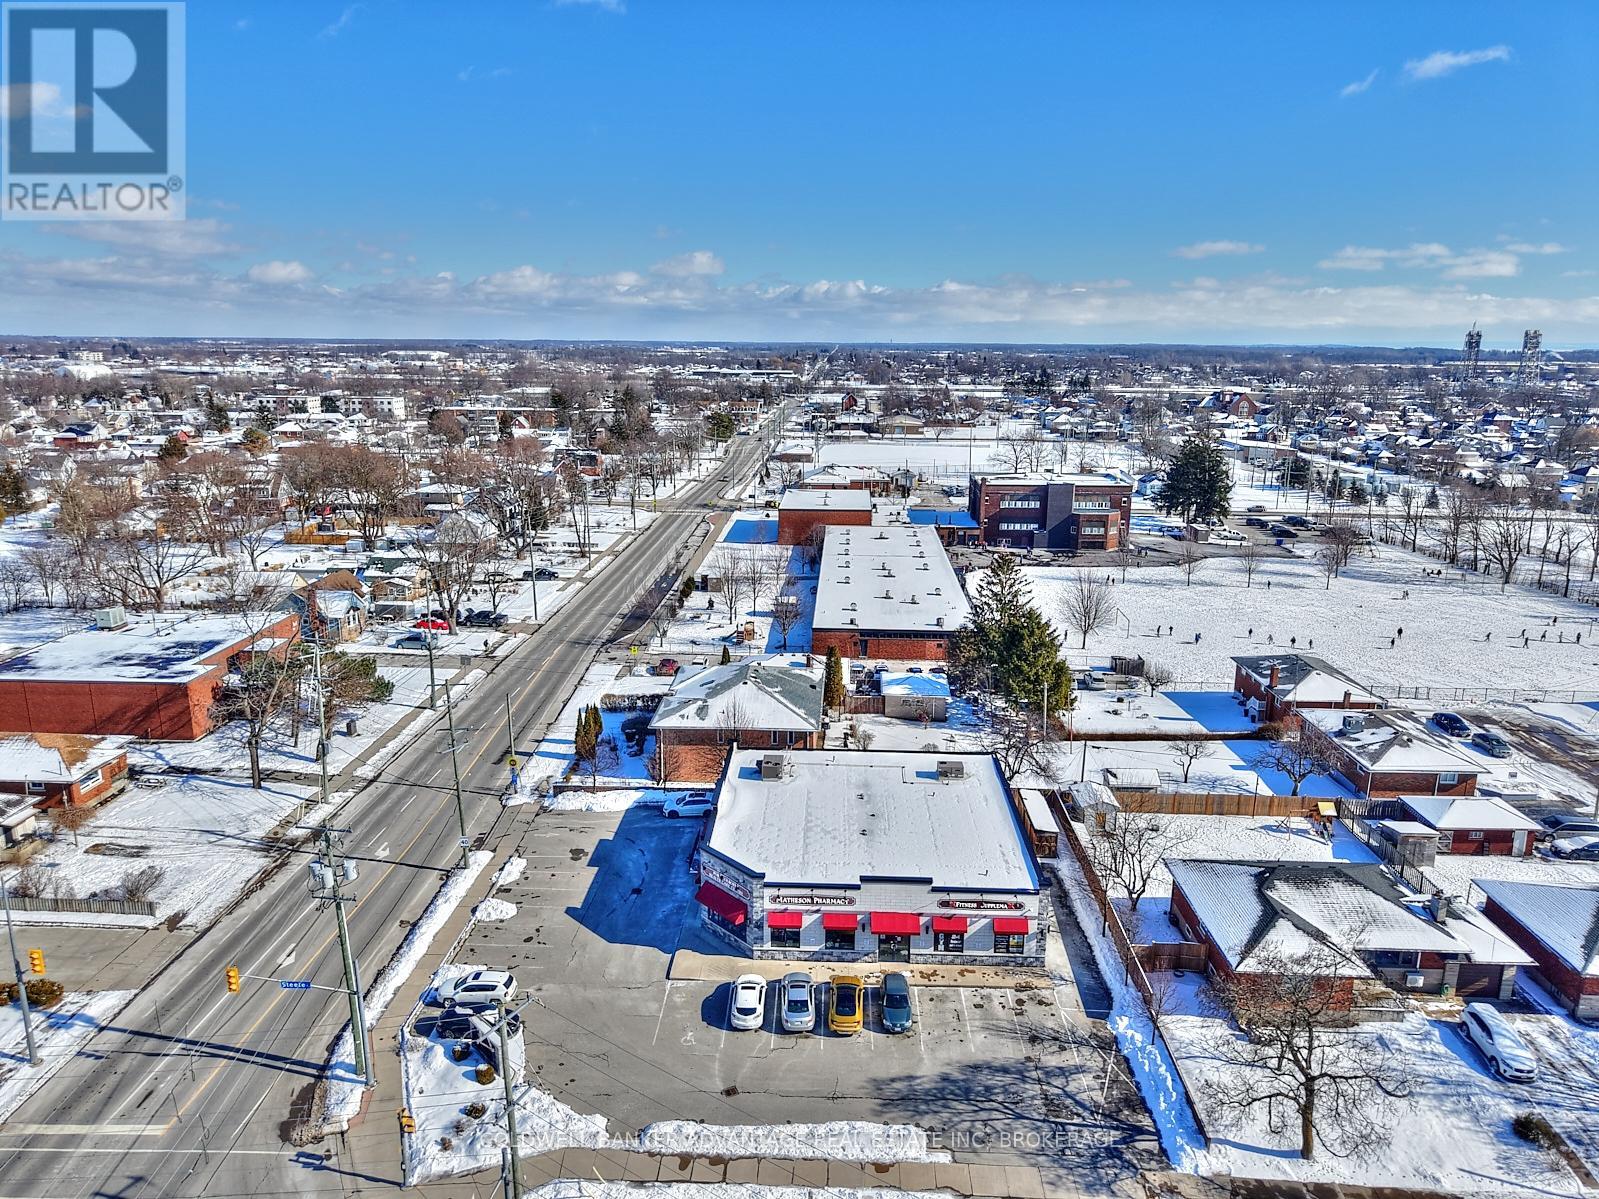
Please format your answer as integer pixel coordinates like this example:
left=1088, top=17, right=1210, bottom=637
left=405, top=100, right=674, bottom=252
left=770, top=572, right=805, bottom=651
left=1204, top=937, right=1411, bottom=1160
left=1250, top=724, right=1338, bottom=796
left=1176, top=537, right=1204, bottom=586
left=1142, top=659, right=1175, bottom=696
left=1314, top=546, right=1341, bottom=590
left=1237, top=538, right=1264, bottom=588
left=1058, top=570, right=1119, bottom=648
left=1167, top=739, right=1212, bottom=783
left=1085, top=812, right=1186, bottom=925
left=978, top=705, right=1057, bottom=783
left=48, top=802, right=96, bottom=849
left=1480, top=502, right=1529, bottom=590
left=406, top=513, right=495, bottom=630
left=118, top=864, right=167, bottom=903
left=101, top=530, right=210, bottom=611
left=209, top=613, right=304, bottom=788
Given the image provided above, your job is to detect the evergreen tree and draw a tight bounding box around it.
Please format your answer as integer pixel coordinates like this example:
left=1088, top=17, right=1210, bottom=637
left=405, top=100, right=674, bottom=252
left=528, top=490, right=549, bottom=532
left=156, top=434, right=187, bottom=464
left=823, top=647, right=845, bottom=710
left=720, top=645, right=732, bottom=666
left=950, top=552, right=1072, bottom=709
left=204, top=395, right=232, bottom=433
left=1158, top=437, right=1232, bottom=524
left=0, top=466, right=29, bottom=515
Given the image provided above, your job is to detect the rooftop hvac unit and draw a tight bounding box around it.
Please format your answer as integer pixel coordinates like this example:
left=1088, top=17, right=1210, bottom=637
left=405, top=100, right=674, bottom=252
left=1342, top=713, right=1366, bottom=733
left=760, top=754, right=786, bottom=781
left=93, top=606, right=129, bottom=631
left=936, top=759, right=966, bottom=780
left=936, top=615, right=946, bottom=627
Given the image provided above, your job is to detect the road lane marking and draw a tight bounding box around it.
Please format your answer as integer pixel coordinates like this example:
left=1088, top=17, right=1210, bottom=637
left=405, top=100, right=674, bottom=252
left=0, top=1125, right=166, bottom=1137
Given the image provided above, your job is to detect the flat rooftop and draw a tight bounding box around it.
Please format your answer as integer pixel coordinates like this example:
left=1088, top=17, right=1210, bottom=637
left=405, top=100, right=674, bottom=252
left=707, top=749, right=1038, bottom=894
left=0, top=613, right=282, bottom=685
left=813, top=524, right=971, bottom=635
left=779, top=489, right=874, bottom=512
left=974, top=470, right=1134, bottom=488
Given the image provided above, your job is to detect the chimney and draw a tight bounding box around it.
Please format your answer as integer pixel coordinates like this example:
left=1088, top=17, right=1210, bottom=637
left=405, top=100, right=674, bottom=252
left=1343, top=690, right=1352, bottom=707
left=1268, top=665, right=1280, bottom=688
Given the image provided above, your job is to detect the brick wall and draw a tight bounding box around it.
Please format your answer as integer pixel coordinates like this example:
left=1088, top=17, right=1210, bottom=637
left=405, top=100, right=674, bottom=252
left=1482, top=897, right=1599, bottom=1016
left=776, top=508, right=870, bottom=546
left=656, top=728, right=823, bottom=783
left=810, top=630, right=952, bottom=661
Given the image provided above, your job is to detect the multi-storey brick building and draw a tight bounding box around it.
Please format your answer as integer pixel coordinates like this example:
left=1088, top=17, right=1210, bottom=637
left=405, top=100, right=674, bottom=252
left=775, top=489, right=873, bottom=546
left=965, top=471, right=1133, bottom=552
left=809, top=524, right=971, bottom=661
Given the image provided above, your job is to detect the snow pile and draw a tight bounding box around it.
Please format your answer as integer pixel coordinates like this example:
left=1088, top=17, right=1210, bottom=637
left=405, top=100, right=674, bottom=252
left=473, top=897, right=516, bottom=921
left=542, top=788, right=685, bottom=813
left=492, top=855, right=527, bottom=887
left=630, top=1120, right=950, bottom=1164
left=0, top=989, right=134, bottom=1123
left=320, top=849, right=493, bottom=1129
left=1050, top=850, right=1204, bottom=1169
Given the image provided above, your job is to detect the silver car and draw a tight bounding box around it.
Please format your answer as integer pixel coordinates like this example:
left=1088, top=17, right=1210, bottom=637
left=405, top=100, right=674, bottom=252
left=779, top=971, right=815, bottom=1033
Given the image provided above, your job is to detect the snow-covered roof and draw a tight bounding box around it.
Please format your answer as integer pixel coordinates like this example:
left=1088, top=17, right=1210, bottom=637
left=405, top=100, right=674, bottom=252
left=1166, top=859, right=1466, bottom=975
left=707, top=749, right=1038, bottom=894
left=1475, top=879, right=1599, bottom=976
left=813, top=524, right=970, bottom=636
left=878, top=670, right=950, bottom=699
left=0, top=732, right=133, bottom=782
left=1304, top=709, right=1483, bottom=776
left=1231, top=654, right=1381, bottom=706
left=650, top=655, right=822, bottom=733
left=0, top=613, right=287, bottom=685
left=778, top=489, right=873, bottom=513
left=1398, top=796, right=1541, bottom=833
left=973, top=469, right=1134, bottom=488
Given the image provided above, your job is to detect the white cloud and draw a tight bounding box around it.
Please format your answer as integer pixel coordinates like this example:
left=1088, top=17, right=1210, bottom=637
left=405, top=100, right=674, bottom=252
left=0, top=82, right=80, bottom=121
left=44, top=218, right=238, bottom=259
left=1171, top=240, right=1264, bottom=260
left=246, top=260, right=314, bottom=284
left=1403, top=45, right=1511, bottom=82
left=556, top=0, right=625, bottom=11
left=1502, top=241, right=1566, bottom=255
left=651, top=250, right=725, bottom=277
left=319, top=5, right=361, bottom=38
left=1318, top=242, right=1520, bottom=278
left=1339, top=70, right=1379, bottom=98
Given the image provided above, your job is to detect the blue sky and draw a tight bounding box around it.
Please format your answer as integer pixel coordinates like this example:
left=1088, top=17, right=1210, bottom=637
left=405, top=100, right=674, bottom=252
left=1, top=1, right=1595, bottom=344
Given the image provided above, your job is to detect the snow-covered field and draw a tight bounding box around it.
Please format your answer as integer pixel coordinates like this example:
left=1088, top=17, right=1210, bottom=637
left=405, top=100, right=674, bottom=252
left=1019, top=544, right=1599, bottom=694
left=21, top=773, right=314, bottom=927
left=0, top=989, right=134, bottom=1124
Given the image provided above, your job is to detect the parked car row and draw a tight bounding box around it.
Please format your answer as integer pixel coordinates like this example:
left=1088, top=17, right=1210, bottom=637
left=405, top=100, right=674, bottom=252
left=1428, top=712, right=1515, bottom=759
left=727, top=972, right=914, bottom=1036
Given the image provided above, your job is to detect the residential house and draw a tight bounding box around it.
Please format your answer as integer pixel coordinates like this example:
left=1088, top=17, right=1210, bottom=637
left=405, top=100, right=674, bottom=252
left=1476, top=880, right=1599, bottom=1017
left=1300, top=708, right=1482, bottom=798
left=291, top=572, right=371, bottom=644
left=1396, top=795, right=1539, bottom=857
left=0, top=731, right=132, bottom=808
left=649, top=655, right=824, bottom=783
left=1231, top=654, right=1385, bottom=724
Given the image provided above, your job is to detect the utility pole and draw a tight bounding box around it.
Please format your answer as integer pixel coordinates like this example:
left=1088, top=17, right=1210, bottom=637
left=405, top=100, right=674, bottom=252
left=311, top=826, right=372, bottom=1088
left=423, top=632, right=438, bottom=711
left=443, top=677, right=469, bottom=867
left=310, top=638, right=331, bottom=808
left=1, top=883, right=39, bottom=1066
left=495, top=1000, right=521, bottom=1199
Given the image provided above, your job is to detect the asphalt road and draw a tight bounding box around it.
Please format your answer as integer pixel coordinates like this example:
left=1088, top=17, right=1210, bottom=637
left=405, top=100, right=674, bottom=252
left=0, top=421, right=774, bottom=1199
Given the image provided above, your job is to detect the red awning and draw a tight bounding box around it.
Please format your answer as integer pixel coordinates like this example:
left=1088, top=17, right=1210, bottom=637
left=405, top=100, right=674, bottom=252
left=870, top=911, right=922, bottom=936
left=821, top=911, right=858, bottom=932
left=765, top=910, right=804, bottom=929
left=931, top=915, right=968, bottom=933
left=992, top=916, right=1030, bottom=935
left=695, top=881, right=747, bottom=925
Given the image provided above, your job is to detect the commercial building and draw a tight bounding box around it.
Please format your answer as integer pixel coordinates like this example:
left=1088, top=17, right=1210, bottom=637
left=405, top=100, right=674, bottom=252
left=695, top=749, right=1044, bottom=966
left=0, top=612, right=299, bottom=741
left=965, top=471, right=1134, bottom=552
left=0, top=732, right=132, bottom=809
left=809, top=524, right=970, bottom=661
left=775, top=488, right=874, bottom=546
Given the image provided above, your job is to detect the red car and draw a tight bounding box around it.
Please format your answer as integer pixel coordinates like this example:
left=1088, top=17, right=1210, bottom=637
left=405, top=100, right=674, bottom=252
left=655, top=658, right=680, bottom=676
left=414, top=617, right=450, bottom=630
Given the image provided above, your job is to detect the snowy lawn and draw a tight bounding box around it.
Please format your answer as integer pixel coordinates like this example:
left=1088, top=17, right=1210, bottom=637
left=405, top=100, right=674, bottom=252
left=1026, top=740, right=1355, bottom=799
left=1017, top=544, right=1599, bottom=693
left=1069, top=689, right=1257, bottom=736
left=1420, top=849, right=1599, bottom=905
left=509, top=664, right=670, bottom=799
left=1169, top=995, right=1593, bottom=1196
left=22, top=773, right=314, bottom=927
left=542, top=787, right=704, bottom=814
left=0, top=989, right=134, bottom=1124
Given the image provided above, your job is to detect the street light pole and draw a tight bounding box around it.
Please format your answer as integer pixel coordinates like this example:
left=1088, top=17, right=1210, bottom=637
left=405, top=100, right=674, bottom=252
left=2, top=882, right=39, bottom=1066
left=495, top=999, right=521, bottom=1199
left=315, top=825, right=371, bottom=1088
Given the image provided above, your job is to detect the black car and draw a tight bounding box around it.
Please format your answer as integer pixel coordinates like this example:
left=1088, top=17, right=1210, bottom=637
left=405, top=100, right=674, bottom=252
left=1282, top=515, right=1312, bottom=528
left=523, top=566, right=559, bottom=581
left=463, top=610, right=509, bottom=629
left=1245, top=516, right=1270, bottom=528
left=1431, top=711, right=1471, bottom=737
left=1269, top=524, right=1299, bottom=538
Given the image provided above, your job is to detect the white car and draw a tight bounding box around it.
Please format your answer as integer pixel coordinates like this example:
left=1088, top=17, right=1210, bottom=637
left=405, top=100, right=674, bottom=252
left=1460, top=1002, right=1538, bottom=1083
left=662, top=792, right=716, bottom=819
left=728, top=973, right=768, bottom=1031
left=436, top=968, right=517, bottom=1010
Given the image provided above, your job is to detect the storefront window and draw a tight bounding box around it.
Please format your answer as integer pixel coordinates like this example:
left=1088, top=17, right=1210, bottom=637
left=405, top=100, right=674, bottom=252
left=824, top=926, right=856, bottom=952
left=933, top=931, right=965, bottom=954
left=769, top=926, right=800, bottom=950
left=993, top=933, right=1026, bottom=955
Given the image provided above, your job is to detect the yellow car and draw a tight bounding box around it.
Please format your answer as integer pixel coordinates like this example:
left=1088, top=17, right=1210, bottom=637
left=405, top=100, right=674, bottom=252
left=827, top=976, right=864, bottom=1035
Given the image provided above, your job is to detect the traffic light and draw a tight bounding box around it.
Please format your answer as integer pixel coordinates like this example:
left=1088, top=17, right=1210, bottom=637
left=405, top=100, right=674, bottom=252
left=225, top=965, right=241, bottom=994
left=26, top=949, right=43, bottom=975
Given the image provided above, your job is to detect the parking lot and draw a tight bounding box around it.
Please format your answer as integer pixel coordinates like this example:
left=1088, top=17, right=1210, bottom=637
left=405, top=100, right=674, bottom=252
left=449, top=804, right=1161, bottom=1190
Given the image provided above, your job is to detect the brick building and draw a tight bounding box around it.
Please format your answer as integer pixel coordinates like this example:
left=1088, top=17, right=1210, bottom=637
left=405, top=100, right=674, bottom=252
left=965, top=471, right=1133, bottom=552
left=1231, top=654, right=1383, bottom=724
left=1397, top=795, right=1539, bottom=856
left=1476, top=880, right=1599, bottom=1018
left=649, top=655, right=824, bottom=783
left=775, top=489, right=874, bottom=546
left=0, top=612, right=299, bottom=741
left=809, top=524, right=971, bottom=661
left=0, top=732, right=132, bottom=809
left=1300, top=708, right=1482, bottom=798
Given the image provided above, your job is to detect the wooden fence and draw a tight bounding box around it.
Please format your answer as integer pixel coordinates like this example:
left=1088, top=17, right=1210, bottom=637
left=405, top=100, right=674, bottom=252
left=1058, top=818, right=1211, bottom=1145
left=1111, top=789, right=1317, bottom=818
left=1136, top=941, right=1209, bottom=974
left=6, top=896, right=156, bottom=918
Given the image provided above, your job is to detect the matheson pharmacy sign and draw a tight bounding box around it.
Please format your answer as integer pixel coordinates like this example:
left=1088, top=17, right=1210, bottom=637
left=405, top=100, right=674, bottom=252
left=769, top=893, right=856, bottom=907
